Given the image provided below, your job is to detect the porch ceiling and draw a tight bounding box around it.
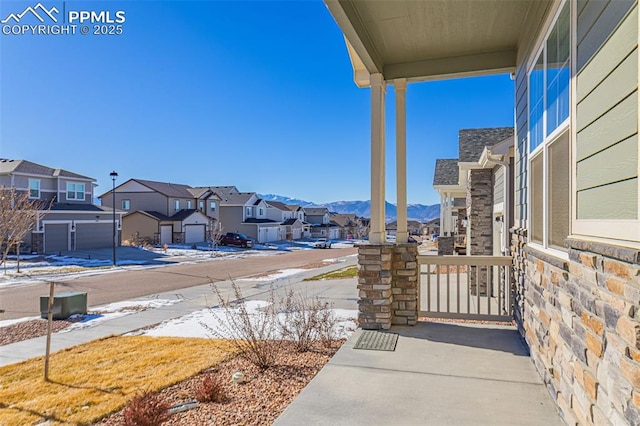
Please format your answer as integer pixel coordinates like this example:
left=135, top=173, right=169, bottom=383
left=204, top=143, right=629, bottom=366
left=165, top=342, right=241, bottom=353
left=325, top=0, right=544, bottom=85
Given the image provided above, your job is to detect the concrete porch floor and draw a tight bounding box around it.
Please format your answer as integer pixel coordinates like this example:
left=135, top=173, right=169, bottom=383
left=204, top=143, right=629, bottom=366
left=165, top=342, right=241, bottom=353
left=275, top=321, right=564, bottom=426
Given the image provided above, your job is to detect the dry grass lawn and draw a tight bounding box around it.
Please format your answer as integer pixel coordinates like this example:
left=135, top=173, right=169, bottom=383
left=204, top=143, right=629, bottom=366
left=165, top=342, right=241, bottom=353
left=0, top=336, right=236, bottom=425
left=304, top=266, right=358, bottom=281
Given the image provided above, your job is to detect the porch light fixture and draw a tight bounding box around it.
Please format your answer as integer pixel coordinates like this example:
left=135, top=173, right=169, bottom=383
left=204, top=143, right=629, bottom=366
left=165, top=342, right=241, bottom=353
left=110, top=171, right=118, bottom=267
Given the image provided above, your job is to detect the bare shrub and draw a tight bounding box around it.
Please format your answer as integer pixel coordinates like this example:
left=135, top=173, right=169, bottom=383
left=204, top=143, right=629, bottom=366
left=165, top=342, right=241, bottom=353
left=315, top=302, right=341, bottom=348
left=280, top=289, right=338, bottom=352
left=205, top=279, right=283, bottom=370
left=195, top=373, right=225, bottom=403
left=123, top=391, right=170, bottom=426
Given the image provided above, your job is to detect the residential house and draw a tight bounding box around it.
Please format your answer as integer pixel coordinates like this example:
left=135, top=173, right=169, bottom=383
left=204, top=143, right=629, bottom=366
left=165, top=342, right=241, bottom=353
left=433, top=128, right=514, bottom=255
left=304, top=207, right=340, bottom=239
left=266, top=201, right=304, bottom=240
left=286, top=205, right=311, bottom=237
left=326, top=0, right=640, bottom=423
left=0, top=159, right=124, bottom=254
left=386, top=220, right=424, bottom=237
left=330, top=213, right=364, bottom=239
left=217, top=192, right=281, bottom=243
left=423, top=218, right=440, bottom=237
left=100, top=179, right=217, bottom=245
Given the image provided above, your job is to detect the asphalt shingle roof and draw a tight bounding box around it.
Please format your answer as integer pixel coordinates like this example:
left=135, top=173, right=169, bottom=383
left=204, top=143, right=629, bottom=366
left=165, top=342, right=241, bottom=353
left=132, top=179, right=194, bottom=198
left=433, top=159, right=460, bottom=186
left=218, top=192, right=255, bottom=206
left=0, top=159, right=94, bottom=180
left=304, top=207, right=329, bottom=216
left=458, top=127, right=514, bottom=163
left=266, top=201, right=290, bottom=211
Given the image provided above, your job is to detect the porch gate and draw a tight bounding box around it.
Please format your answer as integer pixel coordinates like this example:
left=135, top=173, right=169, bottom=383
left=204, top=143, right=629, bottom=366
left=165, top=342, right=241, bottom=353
left=417, top=255, right=514, bottom=322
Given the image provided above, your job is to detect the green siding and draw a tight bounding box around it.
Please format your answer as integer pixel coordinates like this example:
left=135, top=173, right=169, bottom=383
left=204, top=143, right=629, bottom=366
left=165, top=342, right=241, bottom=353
left=577, top=178, right=638, bottom=219
left=576, top=5, right=638, bottom=221
left=576, top=135, right=638, bottom=191
left=577, top=6, right=637, bottom=101
left=577, top=93, right=637, bottom=161
left=577, top=0, right=636, bottom=71
left=576, top=49, right=637, bottom=131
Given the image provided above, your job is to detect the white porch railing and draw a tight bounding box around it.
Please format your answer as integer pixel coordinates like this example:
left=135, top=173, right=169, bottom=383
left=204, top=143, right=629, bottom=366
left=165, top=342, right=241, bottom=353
left=417, top=255, right=513, bottom=322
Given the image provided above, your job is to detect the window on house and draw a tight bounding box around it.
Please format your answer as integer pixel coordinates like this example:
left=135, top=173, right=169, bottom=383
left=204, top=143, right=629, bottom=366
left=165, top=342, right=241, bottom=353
left=122, top=199, right=131, bottom=210
left=259, top=208, right=264, bottom=216
left=174, top=200, right=180, bottom=211
left=199, top=200, right=204, bottom=210
left=28, top=179, right=40, bottom=199
left=528, top=1, right=570, bottom=251
left=246, top=206, right=252, bottom=217
left=210, top=201, right=216, bottom=211
left=186, top=200, right=192, bottom=209
left=66, top=183, right=85, bottom=200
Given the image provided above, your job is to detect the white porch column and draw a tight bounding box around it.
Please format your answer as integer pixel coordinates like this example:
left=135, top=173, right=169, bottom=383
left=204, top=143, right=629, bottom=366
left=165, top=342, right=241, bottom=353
left=395, top=78, right=408, bottom=244
left=369, top=73, right=386, bottom=244
left=440, top=193, right=445, bottom=236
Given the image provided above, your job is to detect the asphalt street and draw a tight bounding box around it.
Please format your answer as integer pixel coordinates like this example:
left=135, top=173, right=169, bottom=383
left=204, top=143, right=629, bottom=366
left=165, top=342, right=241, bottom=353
left=0, top=247, right=357, bottom=320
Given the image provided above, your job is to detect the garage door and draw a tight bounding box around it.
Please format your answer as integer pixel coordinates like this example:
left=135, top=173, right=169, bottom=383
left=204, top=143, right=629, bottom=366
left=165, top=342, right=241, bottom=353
left=265, top=227, right=279, bottom=242
left=76, top=223, right=113, bottom=250
left=293, top=228, right=301, bottom=240
left=160, top=225, right=172, bottom=245
left=185, top=224, right=205, bottom=244
left=44, top=223, right=69, bottom=254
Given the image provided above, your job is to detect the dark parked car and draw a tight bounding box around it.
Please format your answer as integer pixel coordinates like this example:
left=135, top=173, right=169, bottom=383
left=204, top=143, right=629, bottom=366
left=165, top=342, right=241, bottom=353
left=219, top=232, right=253, bottom=248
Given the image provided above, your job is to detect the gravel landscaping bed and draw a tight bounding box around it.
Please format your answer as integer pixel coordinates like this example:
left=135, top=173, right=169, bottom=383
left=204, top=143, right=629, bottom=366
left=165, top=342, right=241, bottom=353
left=0, top=318, right=77, bottom=346
left=97, top=340, right=343, bottom=425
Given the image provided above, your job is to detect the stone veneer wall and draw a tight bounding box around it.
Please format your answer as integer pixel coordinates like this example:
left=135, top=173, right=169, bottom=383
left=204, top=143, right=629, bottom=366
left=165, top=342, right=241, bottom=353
left=520, top=238, right=640, bottom=425
left=438, top=236, right=454, bottom=255
left=510, top=227, right=528, bottom=340
left=467, top=169, right=493, bottom=295
left=391, top=243, right=418, bottom=325
left=357, top=244, right=394, bottom=330
left=467, top=169, right=493, bottom=255
left=357, top=243, right=418, bottom=329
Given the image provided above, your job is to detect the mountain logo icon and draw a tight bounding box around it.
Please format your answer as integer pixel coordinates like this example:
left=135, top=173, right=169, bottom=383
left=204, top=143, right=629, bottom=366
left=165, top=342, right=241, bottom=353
left=1, top=3, right=59, bottom=24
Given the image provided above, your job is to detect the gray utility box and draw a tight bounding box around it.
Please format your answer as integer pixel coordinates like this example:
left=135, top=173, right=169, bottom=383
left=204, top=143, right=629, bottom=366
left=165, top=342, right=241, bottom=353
left=40, top=292, right=88, bottom=320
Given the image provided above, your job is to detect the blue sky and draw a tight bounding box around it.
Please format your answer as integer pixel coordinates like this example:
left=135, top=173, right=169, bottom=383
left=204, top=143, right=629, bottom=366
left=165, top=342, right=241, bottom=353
left=0, top=0, right=514, bottom=206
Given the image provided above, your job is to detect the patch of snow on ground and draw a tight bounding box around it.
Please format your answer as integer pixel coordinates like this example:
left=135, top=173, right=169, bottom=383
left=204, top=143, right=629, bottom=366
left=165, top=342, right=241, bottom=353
left=141, top=300, right=358, bottom=340
left=0, top=316, right=40, bottom=328
left=239, top=268, right=308, bottom=282
left=59, top=299, right=181, bottom=333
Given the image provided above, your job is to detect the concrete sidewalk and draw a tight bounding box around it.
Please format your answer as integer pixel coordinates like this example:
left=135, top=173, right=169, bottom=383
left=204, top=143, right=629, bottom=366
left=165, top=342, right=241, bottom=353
left=275, top=322, right=564, bottom=426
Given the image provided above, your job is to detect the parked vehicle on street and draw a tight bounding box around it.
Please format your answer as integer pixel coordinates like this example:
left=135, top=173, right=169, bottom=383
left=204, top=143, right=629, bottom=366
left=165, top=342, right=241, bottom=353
left=219, top=232, right=253, bottom=248
left=314, top=238, right=332, bottom=249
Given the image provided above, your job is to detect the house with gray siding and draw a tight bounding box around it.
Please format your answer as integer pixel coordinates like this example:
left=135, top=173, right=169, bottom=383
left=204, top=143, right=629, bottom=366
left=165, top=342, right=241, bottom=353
left=0, top=159, right=124, bottom=254
left=217, top=193, right=281, bottom=243
left=327, top=0, right=640, bottom=423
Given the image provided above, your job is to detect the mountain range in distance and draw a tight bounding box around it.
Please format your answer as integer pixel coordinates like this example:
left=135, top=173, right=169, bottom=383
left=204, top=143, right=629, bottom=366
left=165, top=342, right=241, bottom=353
left=258, top=194, right=440, bottom=222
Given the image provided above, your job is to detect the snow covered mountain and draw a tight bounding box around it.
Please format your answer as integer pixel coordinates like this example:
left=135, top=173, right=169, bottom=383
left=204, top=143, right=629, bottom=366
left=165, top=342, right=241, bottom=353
left=258, top=194, right=440, bottom=222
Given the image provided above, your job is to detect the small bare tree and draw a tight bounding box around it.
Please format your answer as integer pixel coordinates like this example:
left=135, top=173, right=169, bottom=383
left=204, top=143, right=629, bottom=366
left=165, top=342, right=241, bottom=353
left=208, top=219, right=224, bottom=256
left=0, top=186, right=50, bottom=273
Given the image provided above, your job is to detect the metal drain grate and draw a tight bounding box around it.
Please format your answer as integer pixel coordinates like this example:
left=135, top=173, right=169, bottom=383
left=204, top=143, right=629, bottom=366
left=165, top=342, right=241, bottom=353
left=353, top=330, right=399, bottom=351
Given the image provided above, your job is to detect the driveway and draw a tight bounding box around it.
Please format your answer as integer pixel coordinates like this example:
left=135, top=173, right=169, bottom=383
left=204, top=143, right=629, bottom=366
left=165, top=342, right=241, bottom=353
left=0, top=247, right=357, bottom=320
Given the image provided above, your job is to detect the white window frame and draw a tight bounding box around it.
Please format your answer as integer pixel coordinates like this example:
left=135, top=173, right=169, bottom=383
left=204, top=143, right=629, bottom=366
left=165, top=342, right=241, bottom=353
left=526, top=0, right=571, bottom=258
left=210, top=201, right=216, bottom=211
left=28, top=179, right=40, bottom=199
left=174, top=200, right=180, bottom=211
left=570, top=2, right=640, bottom=244
left=246, top=206, right=252, bottom=217
left=186, top=200, right=192, bottom=209
left=122, top=199, right=131, bottom=210
left=66, top=182, right=86, bottom=201
left=199, top=200, right=204, bottom=210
